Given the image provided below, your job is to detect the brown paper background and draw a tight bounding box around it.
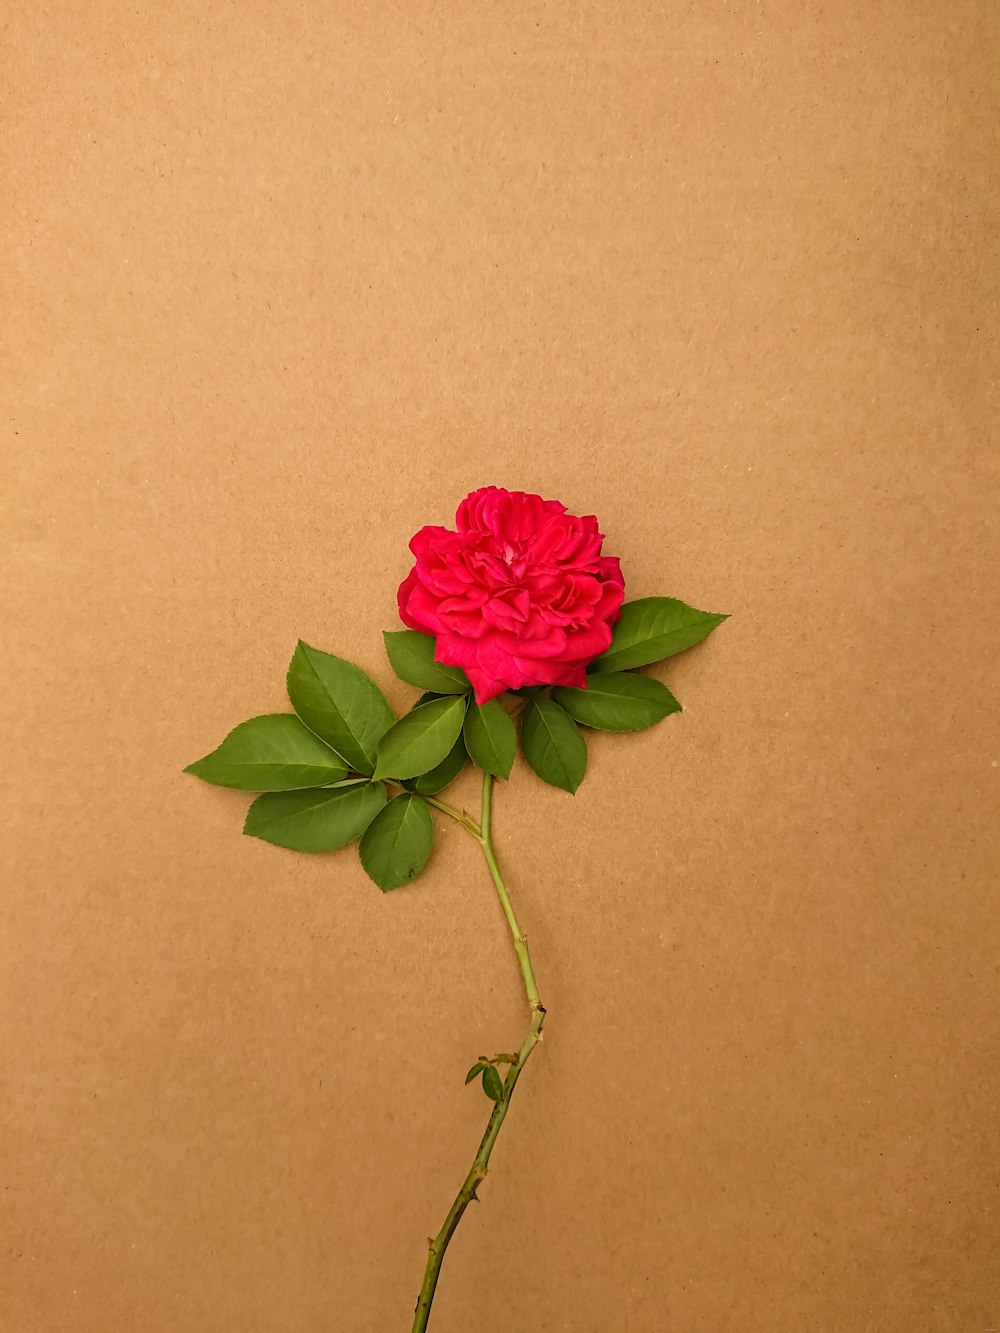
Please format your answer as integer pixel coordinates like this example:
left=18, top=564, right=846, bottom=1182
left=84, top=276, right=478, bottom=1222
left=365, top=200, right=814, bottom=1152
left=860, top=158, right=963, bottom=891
left=3, top=3, right=998, bottom=1330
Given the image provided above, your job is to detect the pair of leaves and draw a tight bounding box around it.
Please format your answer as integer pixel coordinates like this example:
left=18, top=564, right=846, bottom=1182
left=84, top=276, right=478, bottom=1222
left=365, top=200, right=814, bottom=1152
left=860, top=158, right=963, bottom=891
left=519, top=676, right=679, bottom=794
left=378, top=634, right=516, bottom=781
left=186, top=641, right=396, bottom=790
left=243, top=785, right=433, bottom=890
left=377, top=687, right=516, bottom=784
left=520, top=597, right=726, bottom=794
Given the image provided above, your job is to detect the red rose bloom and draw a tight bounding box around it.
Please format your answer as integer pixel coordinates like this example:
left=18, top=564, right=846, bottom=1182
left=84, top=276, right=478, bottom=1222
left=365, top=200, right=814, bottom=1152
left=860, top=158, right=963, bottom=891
left=397, top=486, right=625, bottom=704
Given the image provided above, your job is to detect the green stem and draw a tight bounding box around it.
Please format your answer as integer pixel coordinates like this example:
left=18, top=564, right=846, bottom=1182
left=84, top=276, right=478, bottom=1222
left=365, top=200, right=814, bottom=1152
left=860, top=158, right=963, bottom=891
left=385, top=782, right=481, bottom=838
left=411, top=771, right=546, bottom=1332
left=479, top=776, right=542, bottom=1012
left=424, top=793, right=481, bottom=837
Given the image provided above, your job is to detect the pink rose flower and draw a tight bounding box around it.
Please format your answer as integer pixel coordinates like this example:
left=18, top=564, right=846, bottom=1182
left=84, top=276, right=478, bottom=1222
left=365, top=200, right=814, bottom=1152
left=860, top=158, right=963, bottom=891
left=397, top=486, right=625, bottom=704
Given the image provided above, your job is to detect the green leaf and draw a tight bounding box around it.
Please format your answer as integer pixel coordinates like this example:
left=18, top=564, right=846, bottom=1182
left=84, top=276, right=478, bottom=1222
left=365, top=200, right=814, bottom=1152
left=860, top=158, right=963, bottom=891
left=383, top=631, right=471, bottom=694
left=553, top=672, right=681, bottom=732
left=463, top=698, right=516, bottom=779
left=409, top=733, right=468, bottom=794
left=244, top=781, right=387, bottom=852
left=184, top=714, right=349, bottom=791
left=521, top=697, right=587, bottom=793
left=590, top=598, right=728, bottom=673
left=359, top=793, right=434, bottom=891
left=373, top=696, right=467, bottom=780
left=286, top=641, right=394, bottom=775
left=465, top=1062, right=486, bottom=1085
left=481, top=1065, right=503, bottom=1102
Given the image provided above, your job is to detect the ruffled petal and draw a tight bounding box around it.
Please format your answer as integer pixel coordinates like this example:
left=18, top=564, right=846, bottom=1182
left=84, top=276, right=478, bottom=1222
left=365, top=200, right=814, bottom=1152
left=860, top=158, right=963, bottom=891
left=397, top=487, right=623, bottom=690
left=396, top=568, right=423, bottom=630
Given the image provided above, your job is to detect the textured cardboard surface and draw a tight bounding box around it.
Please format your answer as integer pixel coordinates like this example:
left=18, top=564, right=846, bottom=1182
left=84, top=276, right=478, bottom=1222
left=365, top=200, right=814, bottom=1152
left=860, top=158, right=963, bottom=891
left=3, top=3, right=998, bottom=1330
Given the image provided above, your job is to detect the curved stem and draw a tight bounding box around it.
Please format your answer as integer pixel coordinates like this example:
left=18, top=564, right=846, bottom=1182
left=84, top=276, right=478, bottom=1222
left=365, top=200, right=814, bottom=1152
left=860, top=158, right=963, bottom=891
left=384, top=781, right=481, bottom=838
left=411, top=772, right=546, bottom=1332
left=479, top=775, right=541, bottom=1012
